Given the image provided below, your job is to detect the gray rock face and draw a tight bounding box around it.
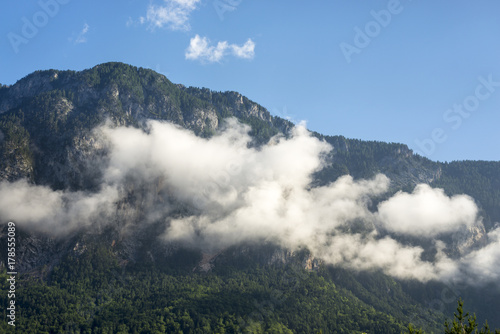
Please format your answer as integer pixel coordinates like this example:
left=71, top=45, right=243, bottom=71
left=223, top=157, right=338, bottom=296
left=451, top=220, right=488, bottom=256
left=191, top=245, right=322, bottom=273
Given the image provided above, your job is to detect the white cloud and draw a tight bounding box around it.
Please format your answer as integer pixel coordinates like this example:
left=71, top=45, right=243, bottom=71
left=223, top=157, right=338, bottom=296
left=230, top=39, right=256, bottom=59
left=185, top=35, right=228, bottom=63
left=97, top=120, right=466, bottom=282
left=73, top=23, right=89, bottom=44
left=0, top=179, right=119, bottom=235
left=316, top=234, right=459, bottom=281
left=460, top=227, right=500, bottom=284
left=185, top=35, right=255, bottom=63
left=377, top=184, right=479, bottom=237
left=126, top=17, right=134, bottom=27
left=0, top=118, right=496, bottom=285
left=144, top=0, right=200, bottom=31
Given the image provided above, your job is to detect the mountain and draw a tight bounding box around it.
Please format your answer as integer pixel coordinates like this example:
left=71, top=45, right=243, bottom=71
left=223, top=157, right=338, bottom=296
left=1, top=62, right=499, bottom=333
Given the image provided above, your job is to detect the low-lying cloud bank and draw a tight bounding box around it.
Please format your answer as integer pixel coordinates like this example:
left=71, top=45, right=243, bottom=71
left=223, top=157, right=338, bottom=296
left=0, top=118, right=498, bottom=285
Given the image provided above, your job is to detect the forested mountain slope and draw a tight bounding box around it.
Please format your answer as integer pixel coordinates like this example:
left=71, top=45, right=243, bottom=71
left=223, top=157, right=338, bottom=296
left=1, top=62, right=499, bottom=333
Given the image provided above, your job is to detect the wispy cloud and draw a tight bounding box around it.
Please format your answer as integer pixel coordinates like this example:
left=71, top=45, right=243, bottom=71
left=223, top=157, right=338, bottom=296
left=141, top=0, right=201, bottom=31
left=1, top=119, right=499, bottom=285
left=231, top=39, right=256, bottom=59
left=73, top=23, right=90, bottom=44
left=185, top=35, right=255, bottom=63
left=126, top=17, right=134, bottom=27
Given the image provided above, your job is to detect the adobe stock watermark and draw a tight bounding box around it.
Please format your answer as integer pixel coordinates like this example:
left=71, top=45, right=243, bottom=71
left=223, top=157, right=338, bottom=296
left=414, top=74, right=500, bottom=157
left=6, top=222, right=17, bottom=327
left=340, top=0, right=410, bottom=64
left=7, top=0, right=70, bottom=54
left=273, top=106, right=300, bottom=125
left=191, top=158, right=243, bottom=210
left=213, top=0, right=242, bottom=21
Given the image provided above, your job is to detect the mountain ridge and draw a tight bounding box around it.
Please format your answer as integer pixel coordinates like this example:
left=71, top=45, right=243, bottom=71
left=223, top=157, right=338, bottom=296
left=1, top=62, right=500, bottom=332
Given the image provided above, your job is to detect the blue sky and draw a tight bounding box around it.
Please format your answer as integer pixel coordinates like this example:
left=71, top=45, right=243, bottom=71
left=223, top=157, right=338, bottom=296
left=1, top=0, right=499, bottom=162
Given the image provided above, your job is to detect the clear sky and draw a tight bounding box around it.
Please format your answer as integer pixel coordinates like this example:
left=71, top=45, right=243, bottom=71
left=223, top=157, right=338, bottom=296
left=1, top=0, right=499, bottom=162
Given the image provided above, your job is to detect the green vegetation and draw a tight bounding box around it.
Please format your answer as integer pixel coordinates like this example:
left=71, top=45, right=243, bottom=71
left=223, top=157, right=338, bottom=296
left=406, top=300, right=500, bottom=334
left=0, top=245, right=427, bottom=333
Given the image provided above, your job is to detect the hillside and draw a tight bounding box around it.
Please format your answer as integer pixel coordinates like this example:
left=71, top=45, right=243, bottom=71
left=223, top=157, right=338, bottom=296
left=1, top=62, right=499, bottom=333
